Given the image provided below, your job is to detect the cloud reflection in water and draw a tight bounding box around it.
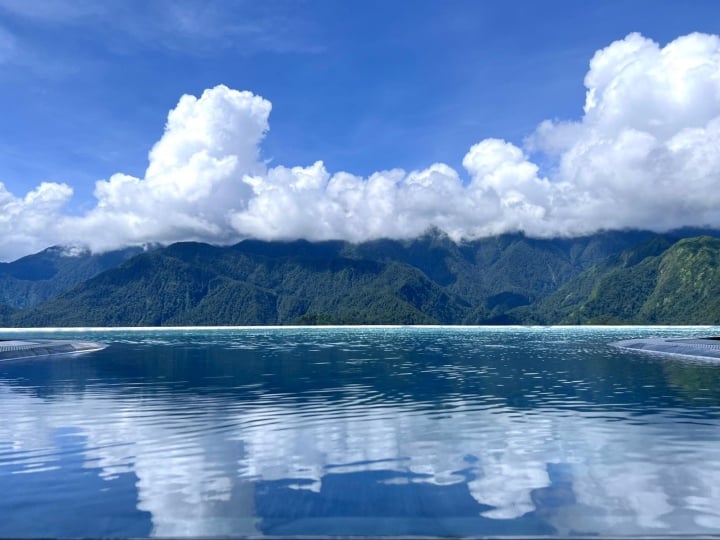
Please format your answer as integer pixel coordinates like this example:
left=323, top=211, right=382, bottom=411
left=1, top=328, right=720, bottom=537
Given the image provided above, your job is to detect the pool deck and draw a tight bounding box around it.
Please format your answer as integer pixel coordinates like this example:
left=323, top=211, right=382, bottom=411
left=0, top=339, right=106, bottom=361
left=611, top=337, right=720, bottom=360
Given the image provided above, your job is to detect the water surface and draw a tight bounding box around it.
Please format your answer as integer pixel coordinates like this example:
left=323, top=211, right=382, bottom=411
left=1, top=326, right=720, bottom=537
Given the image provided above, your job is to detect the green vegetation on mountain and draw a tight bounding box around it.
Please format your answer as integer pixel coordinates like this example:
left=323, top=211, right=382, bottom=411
left=640, top=236, right=720, bottom=323
left=525, top=236, right=720, bottom=324
left=0, top=304, right=15, bottom=326
left=0, top=246, right=144, bottom=309
left=13, top=239, right=468, bottom=326
left=5, top=230, right=720, bottom=326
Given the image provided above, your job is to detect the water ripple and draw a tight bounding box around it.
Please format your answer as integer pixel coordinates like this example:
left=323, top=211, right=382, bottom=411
left=2, top=326, right=720, bottom=537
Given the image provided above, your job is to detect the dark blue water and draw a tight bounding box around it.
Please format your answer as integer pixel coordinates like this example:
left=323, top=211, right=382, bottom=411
left=2, top=326, right=720, bottom=537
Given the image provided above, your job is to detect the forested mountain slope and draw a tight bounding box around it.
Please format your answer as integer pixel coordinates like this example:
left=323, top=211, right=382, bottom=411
left=7, top=230, right=720, bottom=326
left=523, top=236, right=720, bottom=324
left=0, top=246, right=145, bottom=309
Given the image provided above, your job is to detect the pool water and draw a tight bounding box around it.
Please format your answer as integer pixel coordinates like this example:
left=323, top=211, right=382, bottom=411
left=1, top=326, right=720, bottom=537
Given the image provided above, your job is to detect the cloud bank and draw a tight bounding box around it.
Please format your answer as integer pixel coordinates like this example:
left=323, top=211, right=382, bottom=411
left=2, top=31, right=720, bottom=260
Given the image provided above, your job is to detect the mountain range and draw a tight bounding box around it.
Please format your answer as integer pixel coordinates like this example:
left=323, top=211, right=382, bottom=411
left=2, top=229, right=720, bottom=326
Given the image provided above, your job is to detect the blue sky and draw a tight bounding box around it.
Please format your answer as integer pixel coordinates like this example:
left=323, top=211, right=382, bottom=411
left=1, top=1, right=720, bottom=259
left=1, top=0, right=716, bottom=204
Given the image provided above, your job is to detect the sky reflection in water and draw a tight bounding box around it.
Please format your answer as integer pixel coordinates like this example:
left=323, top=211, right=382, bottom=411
left=1, top=326, right=720, bottom=537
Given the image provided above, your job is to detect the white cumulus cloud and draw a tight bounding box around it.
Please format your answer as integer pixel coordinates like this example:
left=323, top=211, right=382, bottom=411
left=2, top=31, right=720, bottom=260
left=0, top=181, right=73, bottom=259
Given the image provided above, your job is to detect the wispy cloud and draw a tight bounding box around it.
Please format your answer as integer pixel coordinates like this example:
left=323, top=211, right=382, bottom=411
left=0, top=24, right=17, bottom=64
left=0, top=0, right=322, bottom=56
left=0, top=0, right=101, bottom=22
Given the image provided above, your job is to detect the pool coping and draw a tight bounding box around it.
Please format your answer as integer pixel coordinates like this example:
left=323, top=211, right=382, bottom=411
left=0, top=339, right=107, bottom=361
left=610, top=337, right=720, bottom=361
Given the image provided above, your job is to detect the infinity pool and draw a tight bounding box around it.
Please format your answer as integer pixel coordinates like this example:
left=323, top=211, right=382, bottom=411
left=1, top=326, right=720, bottom=537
